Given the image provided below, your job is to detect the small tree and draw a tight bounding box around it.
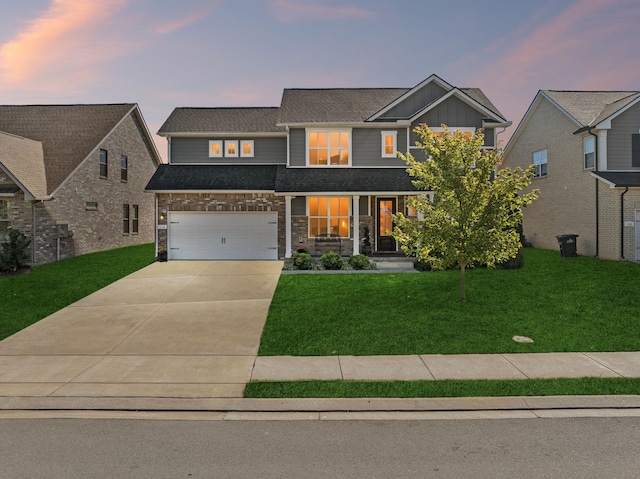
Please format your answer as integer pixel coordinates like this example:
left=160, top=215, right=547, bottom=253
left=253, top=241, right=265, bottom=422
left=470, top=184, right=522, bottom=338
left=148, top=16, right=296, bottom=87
left=0, top=227, right=31, bottom=272
left=392, top=125, right=538, bottom=300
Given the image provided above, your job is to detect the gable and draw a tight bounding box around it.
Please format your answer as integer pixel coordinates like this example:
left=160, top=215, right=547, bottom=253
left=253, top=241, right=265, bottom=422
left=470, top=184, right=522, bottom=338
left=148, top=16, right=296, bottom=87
left=376, top=82, right=449, bottom=119
left=0, top=131, right=47, bottom=199
left=0, top=104, right=136, bottom=194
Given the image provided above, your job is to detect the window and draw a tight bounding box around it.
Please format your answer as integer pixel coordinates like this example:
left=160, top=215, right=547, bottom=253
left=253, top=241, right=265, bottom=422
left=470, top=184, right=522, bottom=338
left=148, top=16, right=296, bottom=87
left=241, top=140, right=254, bottom=157
left=225, top=140, right=238, bottom=157
left=533, top=149, right=548, bottom=177
left=99, top=149, right=108, bottom=178
left=85, top=201, right=98, bottom=211
left=584, top=136, right=595, bottom=169
left=430, top=127, right=475, bottom=138
left=122, top=204, right=130, bottom=234
left=382, top=131, right=397, bottom=158
left=120, top=155, right=128, bottom=181
left=132, top=205, right=139, bottom=234
left=307, top=130, right=350, bottom=166
left=209, top=140, right=223, bottom=158
left=0, top=200, right=10, bottom=241
left=308, top=197, right=350, bottom=237
left=406, top=196, right=418, bottom=217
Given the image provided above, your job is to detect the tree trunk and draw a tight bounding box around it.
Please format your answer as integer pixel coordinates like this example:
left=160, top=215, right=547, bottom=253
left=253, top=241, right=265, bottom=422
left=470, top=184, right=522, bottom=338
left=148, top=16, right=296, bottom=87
left=460, top=263, right=466, bottom=301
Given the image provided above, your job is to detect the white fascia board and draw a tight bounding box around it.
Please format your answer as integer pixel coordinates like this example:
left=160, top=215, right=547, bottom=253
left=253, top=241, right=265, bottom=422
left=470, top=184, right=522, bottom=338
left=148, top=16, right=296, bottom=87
left=0, top=162, right=34, bottom=200
left=147, top=189, right=276, bottom=194
left=274, top=190, right=419, bottom=196
left=590, top=172, right=617, bottom=188
left=276, top=121, right=411, bottom=128
left=367, top=74, right=454, bottom=121
left=504, top=92, right=550, bottom=155
left=595, top=95, right=640, bottom=130
left=538, top=91, right=583, bottom=127
left=409, top=89, right=506, bottom=124
left=161, top=132, right=286, bottom=138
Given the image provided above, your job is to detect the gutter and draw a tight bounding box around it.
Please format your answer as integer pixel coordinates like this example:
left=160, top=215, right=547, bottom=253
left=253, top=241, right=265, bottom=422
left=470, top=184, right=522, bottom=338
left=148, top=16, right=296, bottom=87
left=588, top=128, right=599, bottom=257
left=620, top=187, right=629, bottom=259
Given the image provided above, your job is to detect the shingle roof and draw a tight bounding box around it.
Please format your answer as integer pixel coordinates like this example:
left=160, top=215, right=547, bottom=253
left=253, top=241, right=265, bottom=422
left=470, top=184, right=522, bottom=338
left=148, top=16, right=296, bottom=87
left=145, top=164, right=418, bottom=193
left=158, top=107, right=285, bottom=135
left=543, top=91, right=640, bottom=126
left=278, top=88, right=410, bottom=123
left=0, top=131, right=47, bottom=199
left=592, top=171, right=640, bottom=188
left=0, top=104, right=136, bottom=194
left=145, top=164, right=279, bottom=191
left=459, top=88, right=504, bottom=119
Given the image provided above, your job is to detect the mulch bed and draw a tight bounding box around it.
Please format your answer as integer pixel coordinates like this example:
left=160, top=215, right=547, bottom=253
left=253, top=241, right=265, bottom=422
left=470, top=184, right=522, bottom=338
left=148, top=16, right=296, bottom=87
left=0, top=266, right=32, bottom=277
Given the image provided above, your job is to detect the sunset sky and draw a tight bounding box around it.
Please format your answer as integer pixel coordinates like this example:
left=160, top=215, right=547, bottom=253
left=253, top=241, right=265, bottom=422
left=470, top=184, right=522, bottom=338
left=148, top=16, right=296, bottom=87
left=1, top=0, right=638, bottom=160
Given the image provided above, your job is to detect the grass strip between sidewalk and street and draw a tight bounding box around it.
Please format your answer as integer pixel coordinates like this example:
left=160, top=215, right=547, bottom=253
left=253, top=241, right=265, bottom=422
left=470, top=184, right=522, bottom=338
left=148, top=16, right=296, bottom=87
left=244, top=378, right=640, bottom=399
left=0, top=243, right=155, bottom=340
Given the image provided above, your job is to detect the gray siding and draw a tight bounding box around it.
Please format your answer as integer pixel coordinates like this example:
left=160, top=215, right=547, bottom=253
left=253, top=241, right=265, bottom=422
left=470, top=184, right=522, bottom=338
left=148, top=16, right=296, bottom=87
left=170, top=137, right=286, bottom=164
left=289, top=129, right=306, bottom=167
left=352, top=128, right=408, bottom=167
left=608, top=103, right=640, bottom=170
left=379, top=83, right=448, bottom=119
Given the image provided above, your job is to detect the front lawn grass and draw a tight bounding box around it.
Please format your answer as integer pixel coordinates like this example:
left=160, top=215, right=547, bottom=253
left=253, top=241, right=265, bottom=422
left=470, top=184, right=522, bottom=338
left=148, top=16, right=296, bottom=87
left=245, top=378, right=640, bottom=398
left=0, top=243, right=155, bottom=340
left=259, top=248, right=640, bottom=356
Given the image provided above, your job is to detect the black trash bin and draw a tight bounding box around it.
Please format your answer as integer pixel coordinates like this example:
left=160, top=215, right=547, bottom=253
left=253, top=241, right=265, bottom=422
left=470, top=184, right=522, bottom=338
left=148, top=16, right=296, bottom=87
left=555, top=234, right=578, bottom=257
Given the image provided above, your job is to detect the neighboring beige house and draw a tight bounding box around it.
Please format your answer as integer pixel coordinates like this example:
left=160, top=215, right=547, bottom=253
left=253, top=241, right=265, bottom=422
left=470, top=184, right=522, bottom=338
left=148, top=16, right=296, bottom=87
left=502, top=90, right=640, bottom=261
left=0, top=104, right=162, bottom=265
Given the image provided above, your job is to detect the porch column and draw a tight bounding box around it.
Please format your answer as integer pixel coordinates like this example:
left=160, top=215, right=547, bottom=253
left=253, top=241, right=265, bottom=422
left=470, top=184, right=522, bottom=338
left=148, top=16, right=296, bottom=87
left=353, top=195, right=360, bottom=255
left=285, top=195, right=292, bottom=258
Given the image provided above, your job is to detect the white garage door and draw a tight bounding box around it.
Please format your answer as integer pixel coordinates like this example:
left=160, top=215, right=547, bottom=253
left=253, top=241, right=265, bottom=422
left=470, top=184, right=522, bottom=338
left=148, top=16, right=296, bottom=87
left=168, top=212, right=278, bottom=260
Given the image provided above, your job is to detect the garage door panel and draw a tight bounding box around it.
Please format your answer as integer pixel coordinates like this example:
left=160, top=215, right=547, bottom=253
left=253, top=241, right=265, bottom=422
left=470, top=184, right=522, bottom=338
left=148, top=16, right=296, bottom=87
left=168, top=212, right=278, bottom=260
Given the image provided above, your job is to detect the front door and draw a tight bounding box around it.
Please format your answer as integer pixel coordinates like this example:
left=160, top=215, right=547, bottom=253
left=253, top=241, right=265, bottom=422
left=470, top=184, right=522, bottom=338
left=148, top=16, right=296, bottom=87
left=377, top=198, right=397, bottom=252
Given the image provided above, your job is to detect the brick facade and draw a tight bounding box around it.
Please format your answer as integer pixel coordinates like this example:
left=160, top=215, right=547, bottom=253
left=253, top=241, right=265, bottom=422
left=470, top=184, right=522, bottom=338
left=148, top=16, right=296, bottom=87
left=1, top=112, right=158, bottom=265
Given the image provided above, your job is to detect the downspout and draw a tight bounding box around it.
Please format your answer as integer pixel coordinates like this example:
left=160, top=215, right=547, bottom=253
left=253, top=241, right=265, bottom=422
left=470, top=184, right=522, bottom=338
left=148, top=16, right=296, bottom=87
left=621, top=187, right=629, bottom=259
left=588, top=129, right=599, bottom=257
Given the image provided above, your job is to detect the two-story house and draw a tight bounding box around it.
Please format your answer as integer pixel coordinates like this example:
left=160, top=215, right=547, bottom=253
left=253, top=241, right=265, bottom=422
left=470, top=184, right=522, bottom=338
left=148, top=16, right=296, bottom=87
left=0, top=104, right=162, bottom=265
left=502, top=90, right=640, bottom=261
left=146, top=74, right=509, bottom=260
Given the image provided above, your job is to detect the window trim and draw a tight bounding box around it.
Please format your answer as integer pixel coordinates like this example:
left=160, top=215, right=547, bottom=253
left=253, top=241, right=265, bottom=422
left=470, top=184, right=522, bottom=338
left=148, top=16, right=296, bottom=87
left=583, top=136, right=595, bottom=170
left=306, top=129, right=352, bottom=167
left=99, top=149, right=108, bottom=178
left=533, top=149, right=548, bottom=178
left=209, top=140, right=223, bottom=158
left=429, top=126, right=476, bottom=137
left=381, top=131, right=397, bottom=158
left=307, top=196, right=351, bottom=238
left=225, top=140, right=239, bottom=157
left=240, top=140, right=254, bottom=158
left=120, top=155, right=128, bottom=182
left=122, top=204, right=130, bottom=235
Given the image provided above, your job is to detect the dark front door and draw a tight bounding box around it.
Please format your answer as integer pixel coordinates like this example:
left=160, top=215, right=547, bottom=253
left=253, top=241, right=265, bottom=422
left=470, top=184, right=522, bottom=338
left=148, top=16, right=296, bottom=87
left=377, top=197, right=397, bottom=252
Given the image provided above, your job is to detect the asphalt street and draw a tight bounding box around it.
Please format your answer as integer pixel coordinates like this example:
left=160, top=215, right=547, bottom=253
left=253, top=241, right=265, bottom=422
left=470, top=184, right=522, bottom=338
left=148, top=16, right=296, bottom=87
left=2, top=417, right=639, bottom=478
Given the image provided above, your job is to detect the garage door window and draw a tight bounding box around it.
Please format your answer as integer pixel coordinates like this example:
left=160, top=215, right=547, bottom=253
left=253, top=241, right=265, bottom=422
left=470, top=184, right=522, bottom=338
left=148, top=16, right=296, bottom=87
left=308, top=197, right=350, bottom=238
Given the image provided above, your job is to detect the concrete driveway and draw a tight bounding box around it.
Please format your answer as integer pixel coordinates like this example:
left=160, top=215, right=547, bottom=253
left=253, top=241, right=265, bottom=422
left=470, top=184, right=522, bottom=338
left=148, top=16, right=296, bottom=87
left=0, top=261, right=282, bottom=399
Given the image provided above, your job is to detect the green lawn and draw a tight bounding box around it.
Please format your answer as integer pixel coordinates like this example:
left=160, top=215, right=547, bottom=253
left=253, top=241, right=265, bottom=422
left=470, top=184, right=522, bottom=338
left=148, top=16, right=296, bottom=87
left=259, top=249, right=640, bottom=356
left=0, top=243, right=155, bottom=340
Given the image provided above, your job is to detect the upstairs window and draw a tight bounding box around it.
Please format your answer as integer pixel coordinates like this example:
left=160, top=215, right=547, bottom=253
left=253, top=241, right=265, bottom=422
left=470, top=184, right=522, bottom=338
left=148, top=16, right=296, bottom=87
left=307, top=130, right=350, bottom=166
left=225, top=140, right=238, bottom=157
left=308, top=196, right=350, bottom=237
left=209, top=140, right=223, bottom=158
left=584, top=136, right=595, bottom=169
left=382, top=131, right=397, bottom=158
left=241, top=140, right=254, bottom=157
left=99, top=149, right=108, bottom=178
left=120, top=155, right=128, bottom=181
left=430, top=127, right=475, bottom=138
left=533, top=149, right=548, bottom=177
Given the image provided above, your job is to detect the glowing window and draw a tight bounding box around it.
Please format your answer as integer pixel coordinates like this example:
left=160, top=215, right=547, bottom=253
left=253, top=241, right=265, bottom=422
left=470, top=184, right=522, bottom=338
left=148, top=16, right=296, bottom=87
left=209, top=141, right=222, bottom=158
left=382, top=131, right=397, bottom=158
left=307, top=130, right=350, bottom=166
left=225, top=140, right=238, bottom=157
left=241, top=140, right=254, bottom=157
left=308, top=197, right=350, bottom=237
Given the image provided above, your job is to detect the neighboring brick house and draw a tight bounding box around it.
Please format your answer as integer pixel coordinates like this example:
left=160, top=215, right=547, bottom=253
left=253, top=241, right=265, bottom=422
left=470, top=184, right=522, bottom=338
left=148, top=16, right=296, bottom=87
left=502, top=90, right=640, bottom=261
left=0, top=104, right=162, bottom=264
left=146, top=74, right=510, bottom=260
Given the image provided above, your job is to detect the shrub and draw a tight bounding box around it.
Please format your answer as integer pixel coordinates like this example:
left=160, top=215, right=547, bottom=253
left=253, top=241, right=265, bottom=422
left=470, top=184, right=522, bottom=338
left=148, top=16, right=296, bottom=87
left=0, top=228, right=31, bottom=272
left=320, top=251, right=344, bottom=270
left=348, top=254, right=373, bottom=270
left=291, top=252, right=314, bottom=270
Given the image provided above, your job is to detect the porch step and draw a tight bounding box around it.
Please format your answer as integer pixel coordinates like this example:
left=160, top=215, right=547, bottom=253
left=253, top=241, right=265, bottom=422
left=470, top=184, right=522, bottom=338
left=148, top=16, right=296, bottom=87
left=374, top=261, right=416, bottom=272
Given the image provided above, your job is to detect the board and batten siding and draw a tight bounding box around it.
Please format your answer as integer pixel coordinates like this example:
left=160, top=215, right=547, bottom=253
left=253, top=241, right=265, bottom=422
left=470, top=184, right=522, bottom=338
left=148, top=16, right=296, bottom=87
left=607, top=103, right=640, bottom=170
left=378, top=83, right=448, bottom=119
left=170, top=137, right=286, bottom=164
left=410, top=96, right=486, bottom=144
left=289, top=129, right=306, bottom=167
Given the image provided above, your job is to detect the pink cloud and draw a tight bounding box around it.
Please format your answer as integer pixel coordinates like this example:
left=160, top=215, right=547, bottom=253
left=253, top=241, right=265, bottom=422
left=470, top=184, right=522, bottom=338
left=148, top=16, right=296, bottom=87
left=270, top=0, right=377, bottom=22
left=155, top=2, right=224, bottom=35
left=0, top=0, right=128, bottom=89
